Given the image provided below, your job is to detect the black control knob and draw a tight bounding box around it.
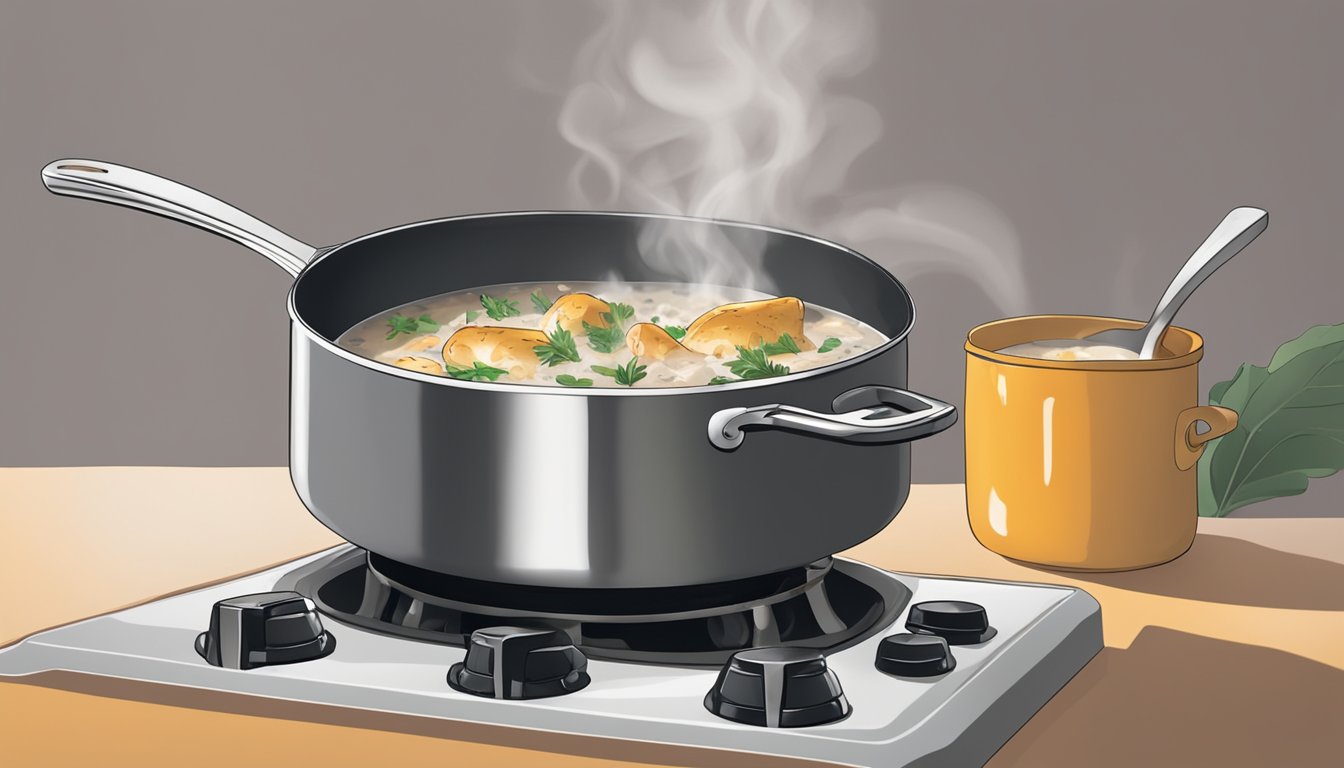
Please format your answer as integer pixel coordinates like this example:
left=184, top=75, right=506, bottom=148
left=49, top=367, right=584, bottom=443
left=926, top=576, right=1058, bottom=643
left=447, top=626, right=590, bottom=699
left=195, top=591, right=335, bottom=670
left=875, top=633, right=956, bottom=677
left=704, top=647, right=850, bottom=728
left=905, top=600, right=996, bottom=645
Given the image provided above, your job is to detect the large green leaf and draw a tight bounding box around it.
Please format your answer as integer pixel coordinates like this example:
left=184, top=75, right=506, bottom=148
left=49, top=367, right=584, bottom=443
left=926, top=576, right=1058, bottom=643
left=1198, top=323, right=1344, bottom=517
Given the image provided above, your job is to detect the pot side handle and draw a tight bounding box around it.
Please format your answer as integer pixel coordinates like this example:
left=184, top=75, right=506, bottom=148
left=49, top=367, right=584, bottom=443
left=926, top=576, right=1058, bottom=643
left=1174, top=405, right=1238, bottom=470
left=708, top=385, right=958, bottom=451
left=41, top=159, right=318, bottom=277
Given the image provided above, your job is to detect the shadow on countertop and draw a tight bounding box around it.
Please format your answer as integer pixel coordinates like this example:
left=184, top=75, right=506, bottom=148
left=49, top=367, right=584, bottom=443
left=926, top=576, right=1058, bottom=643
left=1032, top=533, right=1344, bottom=610
left=989, top=627, right=1344, bottom=768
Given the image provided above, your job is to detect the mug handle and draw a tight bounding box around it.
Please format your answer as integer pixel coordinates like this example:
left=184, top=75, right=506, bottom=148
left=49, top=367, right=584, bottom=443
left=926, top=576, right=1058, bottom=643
left=1173, top=405, right=1239, bottom=470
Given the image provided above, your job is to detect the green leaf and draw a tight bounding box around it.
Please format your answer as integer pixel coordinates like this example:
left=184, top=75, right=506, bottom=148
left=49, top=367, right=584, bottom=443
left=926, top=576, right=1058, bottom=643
left=584, top=321, right=626, bottom=353
left=445, top=361, right=509, bottom=381
left=591, top=357, right=646, bottom=387
left=385, top=314, right=421, bottom=340
left=606, top=302, right=635, bottom=328
left=555, top=374, right=593, bottom=387
left=761, top=333, right=802, bottom=356
left=650, top=315, right=660, bottom=324
left=533, top=327, right=582, bottom=366
left=1198, top=323, right=1344, bottom=517
left=724, top=345, right=790, bottom=380
left=531, top=291, right=553, bottom=313
left=584, top=301, right=637, bottom=353
left=663, top=325, right=687, bottom=341
left=465, top=309, right=480, bottom=323
left=707, top=376, right=735, bottom=386
left=413, top=314, right=440, bottom=333
left=480, top=294, right=521, bottom=321
left=818, top=337, right=842, bottom=353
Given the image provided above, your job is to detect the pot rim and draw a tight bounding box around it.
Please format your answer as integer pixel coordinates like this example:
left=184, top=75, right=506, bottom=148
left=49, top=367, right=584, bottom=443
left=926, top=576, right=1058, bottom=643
left=285, top=209, right=914, bottom=397
left=966, top=314, right=1206, bottom=371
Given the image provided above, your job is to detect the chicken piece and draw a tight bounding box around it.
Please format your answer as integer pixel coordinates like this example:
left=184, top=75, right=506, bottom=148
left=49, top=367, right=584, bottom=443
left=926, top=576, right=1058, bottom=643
left=681, top=297, right=814, bottom=357
left=541, top=293, right=612, bottom=335
left=626, top=323, right=694, bottom=361
left=393, top=356, right=445, bottom=375
left=397, top=334, right=442, bottom=353
left=443, top=326, right=549, bottom=380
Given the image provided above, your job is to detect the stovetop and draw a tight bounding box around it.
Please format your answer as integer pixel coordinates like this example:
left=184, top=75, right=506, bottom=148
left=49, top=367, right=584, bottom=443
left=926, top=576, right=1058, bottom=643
left=0, top=546, right=1101, bottom=767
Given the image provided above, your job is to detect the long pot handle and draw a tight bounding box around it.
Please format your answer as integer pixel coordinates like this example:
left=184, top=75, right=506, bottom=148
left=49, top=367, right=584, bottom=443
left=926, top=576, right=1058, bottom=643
left=41, top=159, right=318, bottom=277
left=708, top=385, right=958, bottom=451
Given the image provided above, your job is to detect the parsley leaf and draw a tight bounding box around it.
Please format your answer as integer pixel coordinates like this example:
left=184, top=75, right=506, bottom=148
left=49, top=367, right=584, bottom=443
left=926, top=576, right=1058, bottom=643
left=465, top=309, right=480, bottom=323
left=662, top=325, right=687, bottom=340
left=818, top=337, right=842, bottom=353
left=591, top=357, right=647, bottom=387
left=584, top=321, right=626, bottom=353
left=555, top=374, right=593, bottom=387
left=386, top=313, right=440, bottom=340
left=708, top=376, right=735, bottom=385
left=606, top=302, right=635, bottom=327
left=531, top=291, right=553, bottom=313
left=584, top=301, right=638, bottom=353
left=480, top=294, right=521, bottom=321
left=761, top=333, right=802, bottom=356
left=724, top=345, right=791, bottom=380
left=534, top=327, right=582, bottom=366
left=650, top=315, right=660, bottom=324
left=445, top=361, right=509, bottom=381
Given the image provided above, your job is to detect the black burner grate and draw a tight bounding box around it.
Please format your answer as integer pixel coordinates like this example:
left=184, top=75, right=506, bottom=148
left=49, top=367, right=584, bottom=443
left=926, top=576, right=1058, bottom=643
left=278, top=548, right=909, bottom=666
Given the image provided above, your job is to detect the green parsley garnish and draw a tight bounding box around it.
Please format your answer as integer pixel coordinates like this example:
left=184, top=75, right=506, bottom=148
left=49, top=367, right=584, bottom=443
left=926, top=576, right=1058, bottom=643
left=534, top=327, right=582, bottom=366
left=465, top=309, right=480, bottom=323
left=555, top=374, right=593, bottom=387
left=650, top=315, right=660, bottom=324
left=724, top=345, right=791, bottom=380
left=584, top=301, right=638, bottom=353
left=606, top=302, right=635, bottom=327
left=761, top=333, right=802, bottom=356
left=480, top=294, right=521, bottom=321
left=662, top=325, right=687, bottom=340
left=445, top=362, right=509, bottom=381
left=818, top=337, right=842, bottom=353
left=708, top=376, right=735, bottom=386
left=531, top=291, right=553, bottom=313
left=386, top=313, right=440, bottom=340
left=592, top=357, right=647, bottom=387
left=584, top=321, right=626, bottom=353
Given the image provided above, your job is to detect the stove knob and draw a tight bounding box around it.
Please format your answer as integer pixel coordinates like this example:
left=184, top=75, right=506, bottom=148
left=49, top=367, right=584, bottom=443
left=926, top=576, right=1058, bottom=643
left=875, top=633, right=956, bottom=677
left=704, top=647, right=850, bottom=728
left=905, top=600, right=997, bottom=645
left=447, top=626, right=590, bottom=699
left=195, top=591, right=335, bottom=670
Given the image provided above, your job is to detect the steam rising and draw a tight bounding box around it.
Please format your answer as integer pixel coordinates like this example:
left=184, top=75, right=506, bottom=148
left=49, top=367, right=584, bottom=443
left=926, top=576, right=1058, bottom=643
left=558, top=0, right=1029, bottom=313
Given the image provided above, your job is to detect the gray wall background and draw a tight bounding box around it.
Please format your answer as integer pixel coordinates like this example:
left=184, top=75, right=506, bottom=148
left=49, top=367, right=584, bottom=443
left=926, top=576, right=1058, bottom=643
left=2, top=1, right=1340, bottom=515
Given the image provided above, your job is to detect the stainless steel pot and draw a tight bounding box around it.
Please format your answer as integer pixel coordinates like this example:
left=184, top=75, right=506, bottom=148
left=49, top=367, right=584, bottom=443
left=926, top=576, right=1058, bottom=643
left=42, top=159, right=956, bottom=589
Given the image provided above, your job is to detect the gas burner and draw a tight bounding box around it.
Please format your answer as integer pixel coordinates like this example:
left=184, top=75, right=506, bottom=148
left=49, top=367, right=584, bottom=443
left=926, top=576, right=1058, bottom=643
left=276, top=548, right=910, bottom=665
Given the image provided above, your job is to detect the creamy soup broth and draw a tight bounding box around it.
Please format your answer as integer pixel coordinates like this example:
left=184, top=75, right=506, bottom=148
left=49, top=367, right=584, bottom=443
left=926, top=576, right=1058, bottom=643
left=336, top=281, right=888, bottom=388
left=997, top=338, right=1141, bottom=361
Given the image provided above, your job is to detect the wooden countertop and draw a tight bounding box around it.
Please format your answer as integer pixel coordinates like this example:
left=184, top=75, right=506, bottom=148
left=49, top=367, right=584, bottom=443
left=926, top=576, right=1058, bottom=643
left=2, top=467, right=1341, bottom=767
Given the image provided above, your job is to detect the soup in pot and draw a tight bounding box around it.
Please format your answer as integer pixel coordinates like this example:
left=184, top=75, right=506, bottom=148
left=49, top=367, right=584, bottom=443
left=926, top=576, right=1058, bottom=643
left=335, top=281, right=888, bottom=388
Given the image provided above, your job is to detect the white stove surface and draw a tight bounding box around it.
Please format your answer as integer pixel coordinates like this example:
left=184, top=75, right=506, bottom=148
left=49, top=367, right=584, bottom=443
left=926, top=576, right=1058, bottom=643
left=0, top=547, right=1101, bottom=767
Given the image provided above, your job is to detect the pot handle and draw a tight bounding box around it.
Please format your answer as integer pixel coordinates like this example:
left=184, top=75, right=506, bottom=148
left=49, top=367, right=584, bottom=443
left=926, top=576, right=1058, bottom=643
left=41, top=159, right=318, bottom=277
left=708, top=385, right=958, bottom=451
left=1174, top=405, right=1238, bottom=470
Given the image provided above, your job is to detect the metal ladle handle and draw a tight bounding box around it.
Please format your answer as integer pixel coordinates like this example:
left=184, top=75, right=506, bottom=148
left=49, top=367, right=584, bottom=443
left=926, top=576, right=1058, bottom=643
left=1138, top=206, right=1268, bottom=358
left=41, top=159, right=318, bottom=277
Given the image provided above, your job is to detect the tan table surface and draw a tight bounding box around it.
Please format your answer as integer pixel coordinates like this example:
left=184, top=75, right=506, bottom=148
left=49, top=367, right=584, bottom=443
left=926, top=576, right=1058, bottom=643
left=2, top=467, right=1341, bottom=767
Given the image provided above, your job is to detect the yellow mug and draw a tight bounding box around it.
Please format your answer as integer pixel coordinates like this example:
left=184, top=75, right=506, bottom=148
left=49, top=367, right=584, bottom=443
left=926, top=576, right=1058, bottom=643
left=964, top=315, right=1238, bottom=571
